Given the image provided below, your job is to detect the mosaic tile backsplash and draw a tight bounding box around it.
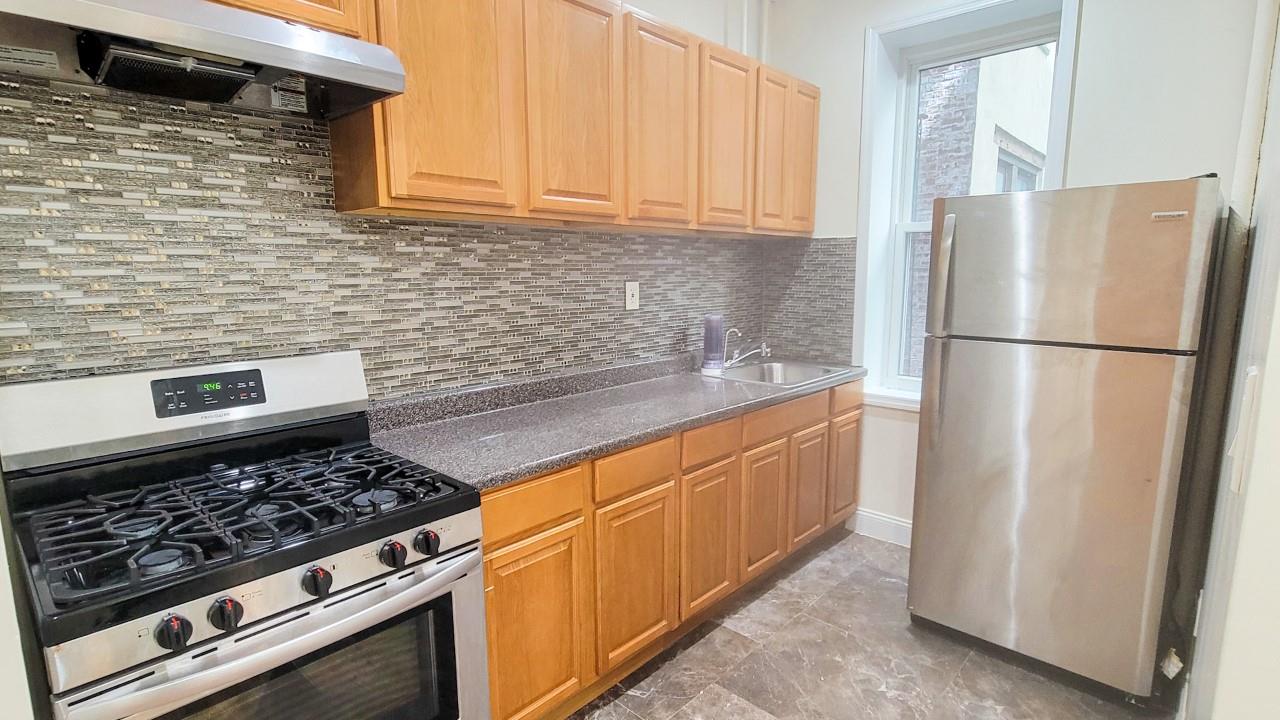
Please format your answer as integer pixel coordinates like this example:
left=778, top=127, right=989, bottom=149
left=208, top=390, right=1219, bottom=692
left=0, top=74, right=854, bottom=400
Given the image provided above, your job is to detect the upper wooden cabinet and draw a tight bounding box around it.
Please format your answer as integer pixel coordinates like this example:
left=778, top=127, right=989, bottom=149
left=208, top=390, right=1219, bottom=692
left=328, top=0, right=819, bottom=236
left=211, top=0, right=366, bottom=36
left=524, top=0, right=625, bottom=216
left=698, top=43, right=757, bottom=228
left=754, top=67, right=790, bottom=231
left=754, top=71, right=821, bottom=233
left=624, top=13, right=699, bottom=224
left=786, top=79, right=821, bottom=232
left=378, top=0, right=526, bottom=207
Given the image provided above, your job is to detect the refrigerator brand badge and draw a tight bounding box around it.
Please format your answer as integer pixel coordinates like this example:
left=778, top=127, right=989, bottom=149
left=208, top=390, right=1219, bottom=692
left=1151, top=210, right=1189, bottom=222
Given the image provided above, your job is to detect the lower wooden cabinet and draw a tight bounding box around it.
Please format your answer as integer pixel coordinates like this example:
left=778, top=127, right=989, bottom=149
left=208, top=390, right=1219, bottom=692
left=826, top=409, right=862, bottom=527
left=484, top=517, right=595, bottom=720
left=481, top=380, right=863, bottom=719
left=679, top=454, right=740, bottom=620
left=739, top=436, right=789, bottom=582
left=787, top=421, right=830, bottom=550
left=594, top=480, right=679, bottom=673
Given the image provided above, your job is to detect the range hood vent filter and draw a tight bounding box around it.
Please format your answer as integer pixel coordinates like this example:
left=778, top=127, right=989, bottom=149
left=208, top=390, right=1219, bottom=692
left=77, top=33, right=259, bottom=104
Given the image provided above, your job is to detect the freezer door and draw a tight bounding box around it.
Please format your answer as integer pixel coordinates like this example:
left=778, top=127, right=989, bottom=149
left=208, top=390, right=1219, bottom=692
left=928, top=177, right=1219, bottom=351
left=908, top=337, right=1195, bottom=695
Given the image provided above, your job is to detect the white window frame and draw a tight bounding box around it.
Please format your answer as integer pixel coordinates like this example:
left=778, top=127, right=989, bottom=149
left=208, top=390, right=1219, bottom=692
left=856, top=0, right=1078, bottom=404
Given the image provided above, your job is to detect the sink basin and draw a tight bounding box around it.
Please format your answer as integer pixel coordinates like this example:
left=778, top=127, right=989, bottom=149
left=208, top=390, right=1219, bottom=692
left=719, top=361, right=849, bottom=388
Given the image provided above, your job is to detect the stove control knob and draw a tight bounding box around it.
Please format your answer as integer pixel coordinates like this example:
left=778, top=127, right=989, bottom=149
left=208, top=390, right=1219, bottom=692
left=155, top=614, right=194, bottom=652
left=208, top=596, right=245, bottom=632
left=302, top=566, right=333, bottom=599
left=413, top=529, right=441, bottom=557
left=379, top=541, right=408, bottom=570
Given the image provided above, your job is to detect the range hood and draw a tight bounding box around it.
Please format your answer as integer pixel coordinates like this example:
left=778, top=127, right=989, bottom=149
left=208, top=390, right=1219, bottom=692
left=0, top=0, right=403, bottom=118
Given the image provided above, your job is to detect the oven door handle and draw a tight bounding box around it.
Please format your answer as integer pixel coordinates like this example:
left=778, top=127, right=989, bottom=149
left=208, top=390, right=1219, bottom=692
left=62, top=549, right=481, bottom=720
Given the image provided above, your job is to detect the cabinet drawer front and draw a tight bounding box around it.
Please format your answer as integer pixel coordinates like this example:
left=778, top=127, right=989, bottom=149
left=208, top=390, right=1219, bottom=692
left=681, top=416, right=741, bottom=470
left=594, top=481, right=679, bottom=672
left=482, top=464, right=589, bottom=549
left=212, top=0, right=365, bottom=37
left=698, top=43, right=757, bottom=228
left=743, top=391, right=828, bottom=448
left=788, top=421, right=829, bottom=550
left=484, top=517, right=593, bottom=720
left=594, top=436, right=677, bottom=504
left=625, top=12, right=698, bottom=223
left=830, top=379, right=864, bottom=415
left=524, top=0, right=624, bottom=216
left=381, top=0, right=526, bottom=207
left=681, top=455, right=740, bottom=619
left=740, top=436, right=789, bottom=581
left=827, top=409, right=862, bottom=526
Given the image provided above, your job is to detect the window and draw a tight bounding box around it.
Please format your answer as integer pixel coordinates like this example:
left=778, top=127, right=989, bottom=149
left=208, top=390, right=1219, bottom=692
left=886, top=41, right=1059, bottom=384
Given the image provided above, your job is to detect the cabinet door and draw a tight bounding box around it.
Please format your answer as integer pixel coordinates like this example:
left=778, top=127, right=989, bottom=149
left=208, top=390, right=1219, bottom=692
left=485, top=517, right=595, bottom=720
left=787, top=79, right=821, bottom=232
left=625, top=13, right=698, bottom=223
left=698, top=43, right=757, bottom=228
left=740, top=437, right=789, bottom=582
left=680, top=455, right=740, bottom=620
left=595, top=481, right=679, bottom=673
left=211, top=0, right=365, bottom=36
left=753, top=67, right=790, bottom=231
left=827, top=409, right=861, bottom=527
left=524, top=0, right=624, bottom=216
left=788, top=421, right=829, bottom=550
left=378, top=0, right=526, bottom=207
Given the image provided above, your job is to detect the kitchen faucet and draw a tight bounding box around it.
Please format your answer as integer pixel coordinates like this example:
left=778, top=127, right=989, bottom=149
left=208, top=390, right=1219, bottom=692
left=722, top=328, right=770, bottom=369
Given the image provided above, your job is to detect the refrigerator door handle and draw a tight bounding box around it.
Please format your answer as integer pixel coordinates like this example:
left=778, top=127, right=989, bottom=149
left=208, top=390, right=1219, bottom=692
left=927, top=213, right=956, bottom=336
left=924, top=336, right=947, bottom=445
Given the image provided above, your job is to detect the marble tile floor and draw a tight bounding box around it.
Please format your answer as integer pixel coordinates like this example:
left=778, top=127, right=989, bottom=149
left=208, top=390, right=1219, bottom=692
left=571, top=531, right=1172, bottom=720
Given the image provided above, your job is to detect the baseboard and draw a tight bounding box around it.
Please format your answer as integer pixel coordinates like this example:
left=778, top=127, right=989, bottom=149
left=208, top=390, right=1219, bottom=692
left=851, top=507, right=913, bottom=547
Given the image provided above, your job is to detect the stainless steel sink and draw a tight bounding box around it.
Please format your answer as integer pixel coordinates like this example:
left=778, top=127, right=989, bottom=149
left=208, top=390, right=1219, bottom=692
left=719, top=361, right=850, bottom=388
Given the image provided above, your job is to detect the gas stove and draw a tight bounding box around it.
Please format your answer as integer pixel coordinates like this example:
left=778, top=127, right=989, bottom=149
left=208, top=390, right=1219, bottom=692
left=0, top=351, right=489, bottom=719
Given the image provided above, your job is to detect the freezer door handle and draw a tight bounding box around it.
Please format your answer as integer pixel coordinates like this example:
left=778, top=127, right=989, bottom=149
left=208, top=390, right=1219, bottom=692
left=927, top=213, right=956, bottom=337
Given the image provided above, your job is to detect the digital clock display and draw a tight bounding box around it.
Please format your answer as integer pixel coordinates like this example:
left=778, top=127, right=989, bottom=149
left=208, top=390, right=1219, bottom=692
left=151, top=369, right=266, bottom=418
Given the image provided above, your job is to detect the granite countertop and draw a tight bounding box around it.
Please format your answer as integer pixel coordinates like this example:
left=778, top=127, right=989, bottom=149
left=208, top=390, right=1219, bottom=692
left=372, top=366, right=867, bottom=491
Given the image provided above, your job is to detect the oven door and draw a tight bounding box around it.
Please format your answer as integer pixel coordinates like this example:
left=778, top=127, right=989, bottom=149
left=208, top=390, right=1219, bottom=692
left=54, top=548, right=489, bottom=720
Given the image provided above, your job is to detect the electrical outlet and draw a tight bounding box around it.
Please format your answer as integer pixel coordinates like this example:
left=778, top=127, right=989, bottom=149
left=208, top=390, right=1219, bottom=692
left=625, top=281, right=640, bottom=310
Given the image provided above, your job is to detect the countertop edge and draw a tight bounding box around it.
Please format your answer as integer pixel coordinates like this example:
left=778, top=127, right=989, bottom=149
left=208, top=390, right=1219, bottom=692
left=429, top=368, right=867, bottom=492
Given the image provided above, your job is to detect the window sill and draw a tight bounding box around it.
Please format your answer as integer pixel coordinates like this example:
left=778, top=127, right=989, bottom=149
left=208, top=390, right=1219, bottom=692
left=863, top=386, right=922, bottom=413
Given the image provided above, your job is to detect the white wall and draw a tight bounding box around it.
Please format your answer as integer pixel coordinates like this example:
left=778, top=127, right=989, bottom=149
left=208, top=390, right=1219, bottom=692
left=766, top=0, right=1261, bottom=544
left=1065, top=0, right=1256, bottom=196
left=852, top=405, right=919, bottom=546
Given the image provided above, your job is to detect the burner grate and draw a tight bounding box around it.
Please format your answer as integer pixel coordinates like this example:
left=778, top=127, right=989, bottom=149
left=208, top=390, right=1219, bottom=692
left=26, top=441, right=455, bottom=605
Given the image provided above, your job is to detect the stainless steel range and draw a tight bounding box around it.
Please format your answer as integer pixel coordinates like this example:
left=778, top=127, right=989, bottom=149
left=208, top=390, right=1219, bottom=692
left=0, top=351, right=490, bottom=720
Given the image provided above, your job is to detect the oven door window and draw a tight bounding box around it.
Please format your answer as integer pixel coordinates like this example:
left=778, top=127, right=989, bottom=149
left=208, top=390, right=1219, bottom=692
left=160, top=593, right=458, bottom=720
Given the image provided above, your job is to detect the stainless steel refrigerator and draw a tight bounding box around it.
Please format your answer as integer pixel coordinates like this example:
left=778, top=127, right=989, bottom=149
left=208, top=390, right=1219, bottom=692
left=907, top=177, right=1222, bottom=697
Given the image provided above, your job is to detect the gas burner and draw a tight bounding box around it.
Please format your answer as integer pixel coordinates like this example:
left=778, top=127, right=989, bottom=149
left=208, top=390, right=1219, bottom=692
left=24, top=440, right=462, bottom=606
left=104, top=511, right=170, bottom=541
left=351, top=489, right=401, bottom=515
left=136, top=547, right=188, bottom=577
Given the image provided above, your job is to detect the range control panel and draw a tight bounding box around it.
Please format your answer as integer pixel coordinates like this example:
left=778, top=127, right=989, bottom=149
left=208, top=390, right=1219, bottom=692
left=151, top=369, right=266, bottom=418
